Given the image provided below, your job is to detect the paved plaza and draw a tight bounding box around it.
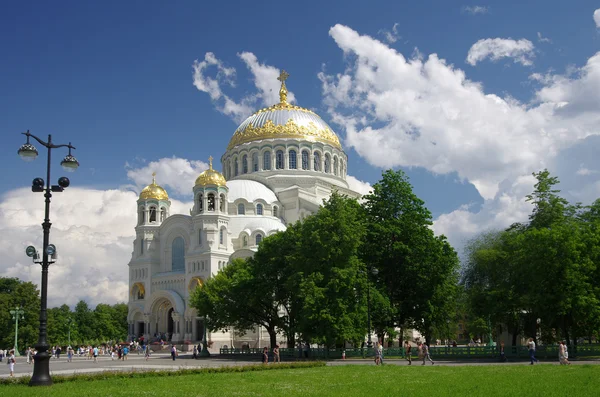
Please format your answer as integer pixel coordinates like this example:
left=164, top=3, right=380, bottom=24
left=3, top=352, right=600, bottom=379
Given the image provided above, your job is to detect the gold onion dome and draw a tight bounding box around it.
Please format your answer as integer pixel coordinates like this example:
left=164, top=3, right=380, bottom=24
left=227, top=70, right=342, bottom=150
left=139, top=173, right=169, bottom=201
left=195, top=156, right=227, bottom=187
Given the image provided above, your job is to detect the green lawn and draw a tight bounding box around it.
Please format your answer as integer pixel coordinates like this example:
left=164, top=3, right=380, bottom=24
left=3, top=364, right=599, bottom=396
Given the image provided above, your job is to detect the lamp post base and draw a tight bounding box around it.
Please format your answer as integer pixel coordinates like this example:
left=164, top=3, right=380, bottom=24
left=29, top=350, right=52, bottom=386
left=199, top=345, right=211, bottom=357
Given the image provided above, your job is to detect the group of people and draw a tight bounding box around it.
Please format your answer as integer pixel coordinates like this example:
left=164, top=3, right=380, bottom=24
left=262, top=345, right=281, bottom=364
left=399, top=341, right=434, bottom=366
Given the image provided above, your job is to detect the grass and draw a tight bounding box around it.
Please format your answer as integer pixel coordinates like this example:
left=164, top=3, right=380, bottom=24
left=2, top=364, right=599, bottom=396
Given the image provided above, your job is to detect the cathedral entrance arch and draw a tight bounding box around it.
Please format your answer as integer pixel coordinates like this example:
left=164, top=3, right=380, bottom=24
left=145, top=290, right=186, bottom=342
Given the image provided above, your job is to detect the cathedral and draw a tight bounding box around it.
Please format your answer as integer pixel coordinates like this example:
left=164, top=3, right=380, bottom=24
left=127, top=72, right=360, bottom=349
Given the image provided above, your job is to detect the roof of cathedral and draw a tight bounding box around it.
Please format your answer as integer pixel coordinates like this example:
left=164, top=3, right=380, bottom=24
left=227, top=179, right=278, bottom=204
left=195, top=156, right=227, bottom=187
left=228, top=215, right=286, bottom=237
left=139, top=173, right=169, bottom=201
left=226, top=70, right=342, bottom=150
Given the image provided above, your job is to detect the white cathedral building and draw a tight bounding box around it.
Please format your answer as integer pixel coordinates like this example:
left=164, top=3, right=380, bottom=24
left=127, top=72, right=360, bottom=349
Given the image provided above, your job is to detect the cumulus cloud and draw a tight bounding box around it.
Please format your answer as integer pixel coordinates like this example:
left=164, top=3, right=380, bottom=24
left=594, top=9, right=600, bottom=28
left=346, top=175, right=373, bottom=197
left=576, top=165, right=598, bottom=176
left=319, top=24, right=600, bottom=253
left=462, top=5, right=489, bottom=15
left=467, top=38, right=535, bottom=66
left=193, top=52, right=295, bottom=123
left=125, top=157, right=208, bottom=197
left=0, top=158, right=196, bottom=307
left=379, top=22, right=401, bottom=44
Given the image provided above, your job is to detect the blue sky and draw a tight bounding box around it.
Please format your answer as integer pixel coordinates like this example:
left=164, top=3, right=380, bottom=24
left=2, top=1, right=600, bottom=305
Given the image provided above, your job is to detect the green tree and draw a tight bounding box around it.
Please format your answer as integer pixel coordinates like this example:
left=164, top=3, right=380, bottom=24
left=0, top=277, right=41, bottom=352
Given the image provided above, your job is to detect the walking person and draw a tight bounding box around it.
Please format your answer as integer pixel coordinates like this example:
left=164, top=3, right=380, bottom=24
left=374, top=342, right=381, bottom=365
left=93, top=346, right=99, bottom=363
left=527, top=338, right=539, bottom=365
left=171, top=345, right=177, bottom=361
left=404, top=340, right=412, bottom=365
left=7, top=349, right=16, bottom=377
left=273, top=344, right=281, bottom=363
left=26, top=347, right=32, bottom=365
left=262, top=347, right=269, bottom=364
left=192, top=345, right=197, bottom=360
left=422, top=342, right=434, bottom=365
left=67, top=346, right=73, bottom=363
left=145, top=344, right=151, bottom=361
left=562, top=341, right=571, bottom=365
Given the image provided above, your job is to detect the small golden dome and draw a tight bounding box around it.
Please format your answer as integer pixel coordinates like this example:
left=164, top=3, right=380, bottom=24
left=139, top=173, right=169, bottom=201
left=195, top=156, right=227, bottom=187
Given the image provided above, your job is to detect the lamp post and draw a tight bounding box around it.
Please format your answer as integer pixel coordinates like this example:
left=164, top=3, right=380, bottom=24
left=18, top=130, right=79, bottom=386
left=366, top=267, right=379, bottom=349
left=199, top=317, right=210, bottom=357
left=67, top=317, right=73, bottom=347
left=10, top=306, right=25, bottom=356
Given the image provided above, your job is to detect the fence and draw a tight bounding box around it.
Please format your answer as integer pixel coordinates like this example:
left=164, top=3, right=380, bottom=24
left=219, top=344, right=600, bottom=360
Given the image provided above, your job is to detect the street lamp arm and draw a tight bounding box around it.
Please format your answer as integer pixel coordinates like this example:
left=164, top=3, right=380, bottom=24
left=22, top=131, right=76, bottom=150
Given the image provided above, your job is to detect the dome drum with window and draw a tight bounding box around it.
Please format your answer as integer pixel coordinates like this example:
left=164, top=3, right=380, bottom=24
left=193, top=156, right=229, bottom=215
left=137, top=173, right=170, bottom=226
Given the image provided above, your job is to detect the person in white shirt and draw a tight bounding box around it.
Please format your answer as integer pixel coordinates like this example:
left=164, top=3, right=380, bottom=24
left=527, top=338, right=539, bottom=365
left=7, top=350, right=16, bottom=377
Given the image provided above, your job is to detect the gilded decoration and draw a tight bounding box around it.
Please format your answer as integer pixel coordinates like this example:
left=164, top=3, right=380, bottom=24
left=195, top=156, right=227, bottom=187
left=228, top=119, right=341, bottom=150
left=139, top=172, right=169, bottom=201
left=131, top=282, right=145, bottom=296
left=188, top=276, right=204, bottom=291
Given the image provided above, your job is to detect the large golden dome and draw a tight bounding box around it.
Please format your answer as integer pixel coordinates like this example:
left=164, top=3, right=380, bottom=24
left=227, top=70, right=341, bottom=150
left=139, top=173, right=169, bottom=201
left=195, top=156, right=227, bottom=187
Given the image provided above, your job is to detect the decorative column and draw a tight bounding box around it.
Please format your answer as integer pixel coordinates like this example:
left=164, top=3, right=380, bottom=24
left=143, top=313, right=151, bottom=342
left=171, top=312, right=182, bottom=342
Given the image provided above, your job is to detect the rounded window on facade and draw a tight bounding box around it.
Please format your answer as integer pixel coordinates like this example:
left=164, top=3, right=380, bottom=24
left=243, top=235, right=248, bottom=247
left=255, top=234, right=263, bottom=245
left=220, top=193, right=226, bottom=212
left=172, top=237, right=185, bottom=272
left=149, top=206, right=157, bottom=222
left=242, top=154, right=248, bottom=174
left=252, top=152, right=259, bottom=172
left=324, top=154, right=331, bottom=173
left=276, top=150, right=284, bottom=169
left=263, top=151, right=271, bottom=171
left=314, top=152, right=321, bottom=171
left=302, top=150, right=309, bottom=170
left=238, top=203, right=245, bottom=215
left=333, top=157, right=338, bottom=176
left=197, top=193, right=203, bottom=212
left=289, top=150, right=297, bottom=169
left=273, top=206, right=278, bottom=218
left=207, top=194, right=215, bottom=211
left=234, top=158, right=239, bottom=176
left=256, top=203, right=263, bottom=215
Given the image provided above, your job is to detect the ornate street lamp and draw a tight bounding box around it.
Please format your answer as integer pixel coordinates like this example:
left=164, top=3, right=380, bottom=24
left=67, top=317, right=73, bottom=347
left=10, top=306, right=25, bottom=356
left=18, top=130, right=78, bottom=386
left=199, top=317, right=210, bottom=357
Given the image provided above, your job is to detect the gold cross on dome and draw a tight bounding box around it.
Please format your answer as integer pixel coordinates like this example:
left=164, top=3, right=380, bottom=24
left=277, top=70, right=289, bottom=83
left=208, top=156, right=213, bottom=169
left=152, top=172, right=156, bottom=184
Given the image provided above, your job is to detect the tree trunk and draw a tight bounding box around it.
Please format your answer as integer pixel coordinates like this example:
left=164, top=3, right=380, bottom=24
left=511, top=325, right=518, bottom=347
left=286, top=334, right=295, bottom=349
left=399, top=326, right=404, bottom=344
left=267, top=327, right=277, bottom=349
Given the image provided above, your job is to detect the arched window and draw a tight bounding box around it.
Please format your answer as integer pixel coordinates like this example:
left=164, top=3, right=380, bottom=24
left=197, top=193, right=203, bottom=212
left=252, top=152, right=259, bottom=172
left=302, top=150, right=309, bottom=170
left=207, top=194, right=215, bottom=211
left=314, top=152, right=321, bottom=171
left=263, top=151, right=271, bottom=170
left=333, top=157, right=338, bottom=176
left=276, top=150, right=284, bottom=169
left=289, top=150, right=297, bottom=169
left=256, top=203, right=263, bottom=215
left=238, top=203, right=245, bottom=215
left=243, top=235, right=248, bottom=247
left=255, top=234, right=263, bottom=245
left=220, top=194, right=226, bottom=212
left=273, top=206, right=278, bottom=218
left=234, top=158, right=239, bottom=176
left=149, top=207, right=157, bottom=222
left=172, top=237, right=185, bottom=272
left=242, top=154, right=248, bottom=174
left=324, top=154, right=331, bottom=173
left=219, top=228, right=225, bottom=245
left=160, top=207, right=166, bottom=222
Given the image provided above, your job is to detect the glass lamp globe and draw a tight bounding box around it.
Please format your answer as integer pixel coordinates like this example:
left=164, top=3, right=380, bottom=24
left=60, top=155, right=79, bottom=172
left=18, top=143, right=38, bottom=162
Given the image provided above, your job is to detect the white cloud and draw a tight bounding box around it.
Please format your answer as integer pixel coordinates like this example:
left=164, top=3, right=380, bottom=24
left=125, top=157, right=208, bottom=197
left=346, top=175, right=373, bottom=197
left=462, top=5, right=489, bottom=15
left=594, top=9, right=600, bottom=28
left=467, top=38, right=535, bottom=66
left=537, top=32, right=552, bottom=44
left=193, top=52, right=295, bottom=123
left=576, top=165, right=598, bottom=176
left=379, top=22, right=401, bottom=44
